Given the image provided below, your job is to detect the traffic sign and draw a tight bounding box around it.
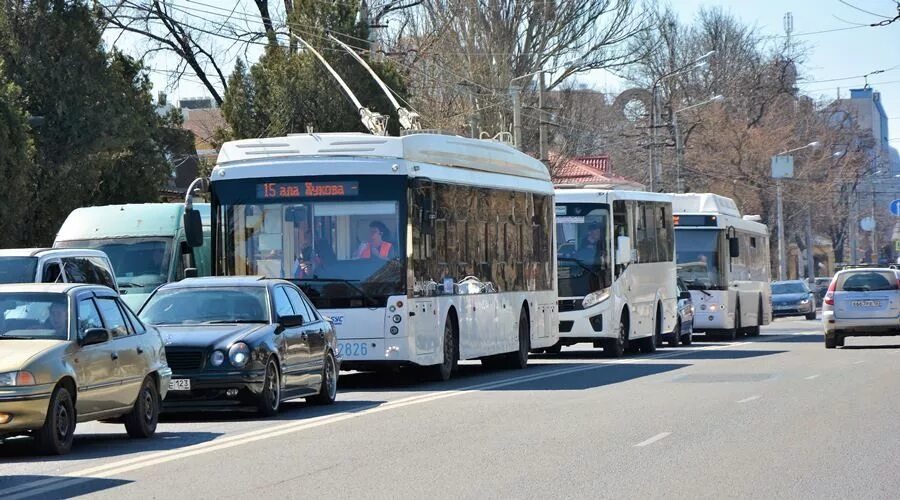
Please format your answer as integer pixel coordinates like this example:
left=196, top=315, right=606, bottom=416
left=860, top=216, right=875, bottom=232
left=891, top=199, right=900, bottom=217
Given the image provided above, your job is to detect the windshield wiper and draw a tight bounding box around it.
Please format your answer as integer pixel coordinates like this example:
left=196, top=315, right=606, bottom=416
left=202, top=320, right=268, bottom=324
left=558, top=258, right=603, bottom=278
left=0, top=335, right=36, bottom=339
left=300, top=278, right=380, bottom=307
left=682, top=279, right=712, bottom=296
left=116, top=282, right=143, bottom=288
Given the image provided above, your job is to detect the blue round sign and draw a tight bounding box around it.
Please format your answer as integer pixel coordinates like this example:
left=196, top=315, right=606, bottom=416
left=892, top=199, right=900, bottom=217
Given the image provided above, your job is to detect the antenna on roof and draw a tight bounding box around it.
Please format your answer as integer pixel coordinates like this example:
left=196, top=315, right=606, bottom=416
left=328, top=34, right=421, bottom=131
left=291, top=34, right=388, bottom=136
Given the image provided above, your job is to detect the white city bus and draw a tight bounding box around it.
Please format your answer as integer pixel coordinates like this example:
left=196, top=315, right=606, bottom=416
left=672, top=193, right=771, bottom=339
left=552, top=188, right=678, bottom=357
left=199, top=133, right=558, bottom=380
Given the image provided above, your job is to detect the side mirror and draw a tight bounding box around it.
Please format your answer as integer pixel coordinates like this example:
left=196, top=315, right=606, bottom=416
left=616, top=236, right=633, bottom=265
left=81, top=328, right=110, bottom=346
left=279, top=315, right=304, bottom=328
left=679, top=290, right=692, bottom=300
left=184, top=268, right=198, bottom=279
left=184, top=209, right=204, bottom=248
left=729, top=237, right=740, bottom=258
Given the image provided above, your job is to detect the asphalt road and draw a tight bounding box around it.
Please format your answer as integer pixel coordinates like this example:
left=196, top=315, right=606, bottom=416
left=2, top=318, right=900, bottom=499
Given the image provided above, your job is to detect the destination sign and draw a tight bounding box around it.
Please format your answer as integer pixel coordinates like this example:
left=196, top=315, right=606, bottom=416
left=257, top=181, right=359, bottom=199
left=673, top=214, right=718, bottom=227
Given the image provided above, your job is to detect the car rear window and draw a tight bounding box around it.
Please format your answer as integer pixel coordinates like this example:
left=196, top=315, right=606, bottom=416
left=836, top=271, right=898, bottom=292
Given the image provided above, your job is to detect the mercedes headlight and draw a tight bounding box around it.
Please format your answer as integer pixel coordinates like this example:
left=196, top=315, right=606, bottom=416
left=0, top=370, right=35, bottom=386
left=582, top=291, right=610, bottom=309
left=210, top=350, right=225, bottom=367
left=800, top=299, right=810, bottom=305
left=228, top=343, right=251, bottom=368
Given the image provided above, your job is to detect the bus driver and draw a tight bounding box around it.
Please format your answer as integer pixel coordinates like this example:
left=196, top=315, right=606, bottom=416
left=357, top=221, right=392, bottom=260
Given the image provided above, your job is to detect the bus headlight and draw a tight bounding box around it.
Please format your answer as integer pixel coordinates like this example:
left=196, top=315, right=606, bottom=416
left=708, top=304, right=718, bottom=312
left=582, top=291, right=610, bottom=309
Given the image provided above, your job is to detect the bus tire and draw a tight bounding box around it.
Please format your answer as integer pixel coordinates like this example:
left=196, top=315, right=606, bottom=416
left=745, top=297, right=762, bottom=336
left=431, top=313, right=458, bottom=381
left=605, top=312, right=628, bottom=358
left=640, top=305, right=661, bottom=353
left=507, top=306, right=530, bottom=369
left=726, top=303, right=740, bottom=341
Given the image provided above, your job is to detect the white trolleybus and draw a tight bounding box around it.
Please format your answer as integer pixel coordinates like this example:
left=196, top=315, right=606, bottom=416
left=672, top=193, right=772, bottom=339
left=552, top=187, right=678, bottom=357
left=189, top=133, right=558, bottom=380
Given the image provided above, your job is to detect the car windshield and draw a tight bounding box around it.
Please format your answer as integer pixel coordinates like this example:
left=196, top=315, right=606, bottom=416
left=139, top=287, right=270, bottom=325
left=56, top=237, right=173, bottom=291
left=836, top=271, right=898, bottom=292
left=772, top=282, right=808, bottom=294
left=0, top=293, right=69, bottom=340
left=675, top=230, right=725, bottom=290
left=555, top=204, right=612, bottom=296
left=0, top=257, right=38, bottom=284
left=214, top=176, right=407, bottom=309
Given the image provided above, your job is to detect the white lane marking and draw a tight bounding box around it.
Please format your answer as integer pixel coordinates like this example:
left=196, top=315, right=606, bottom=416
left=634, top=432, right=672, bottom=447
left=1, top=339, right=751, bottom=499
left=853, top=360, right=866, bottom=365
left=804, top=374, right=821, bottom=380
left=737, top=395, right=762, bottom=404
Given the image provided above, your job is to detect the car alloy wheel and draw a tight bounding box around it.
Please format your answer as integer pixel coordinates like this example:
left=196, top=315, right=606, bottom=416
left=257, top=360, right=281, bottom=416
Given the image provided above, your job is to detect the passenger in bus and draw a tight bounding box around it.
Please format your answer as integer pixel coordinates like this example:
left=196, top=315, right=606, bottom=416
left=357, top=221, right=393, bottom=260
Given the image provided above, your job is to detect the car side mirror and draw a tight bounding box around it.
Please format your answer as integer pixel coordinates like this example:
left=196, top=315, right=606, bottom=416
left=616, top=236, right=633, bottom=265
left=184, top=208, right=204, bottom=248
left=729, top=237, right=740, bottom=258
left=279, top=315, right=304, bottom=328
left=679, top=291, right=691, bottom=300
left=81, top=328, right=110, bottom=346
left=184, top=268, right=198, bottom=279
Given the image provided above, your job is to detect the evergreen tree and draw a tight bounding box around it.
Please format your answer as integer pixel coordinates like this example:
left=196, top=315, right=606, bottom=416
left=0, top=0, right=181, bottom=245
left=219, top=3, right=408, bottom=140
left=0, top=59, right=32, bottom=248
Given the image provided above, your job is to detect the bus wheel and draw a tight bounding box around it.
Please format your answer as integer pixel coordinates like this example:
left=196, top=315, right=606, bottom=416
left=640, top=307, right=660, bottom=353
left=726, top=303, right=740, bottom=341
left=605, top=316, right=627, bottom=358
left=430, top=316, right=457, bottom=381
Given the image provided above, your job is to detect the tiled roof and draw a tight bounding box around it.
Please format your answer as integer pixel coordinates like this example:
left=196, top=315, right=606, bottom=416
left=552, top=155, right=644, bottom=189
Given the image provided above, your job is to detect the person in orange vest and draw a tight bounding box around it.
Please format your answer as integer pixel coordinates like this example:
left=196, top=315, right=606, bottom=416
left=357, top=221, right=393, bottom=260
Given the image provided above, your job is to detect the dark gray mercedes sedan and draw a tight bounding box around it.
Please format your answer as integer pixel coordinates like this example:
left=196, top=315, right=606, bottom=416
left=138, top=276, right=339, bottom=415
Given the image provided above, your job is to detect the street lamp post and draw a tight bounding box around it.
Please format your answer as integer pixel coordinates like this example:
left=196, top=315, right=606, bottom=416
left=508, top=69, right=545, bottom=151
left=773, top=141, right=819, bottom=281
left=672, top=94, right=724, bottom=193
left=649, top=50, right=715, bottom=191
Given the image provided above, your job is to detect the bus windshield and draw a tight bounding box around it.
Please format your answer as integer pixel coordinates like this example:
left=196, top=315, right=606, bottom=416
left=675, top=229, right=725, bottom=290
left=555, top=204, right=612, bottom=297
left=55, top=238, right=172, bottom=291
left=215, top=176, right=406, bottom=309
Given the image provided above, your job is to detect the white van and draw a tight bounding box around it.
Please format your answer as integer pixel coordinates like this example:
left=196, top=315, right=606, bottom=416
left=0, top=248, right=119, bottom=292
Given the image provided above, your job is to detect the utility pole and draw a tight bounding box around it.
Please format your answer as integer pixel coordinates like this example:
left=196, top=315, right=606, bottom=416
left=510, top=85, right=522, bottom=150
left=850, top=190, right=859, bottom=264
left=776, top=178, right=786, bottom=280
left=806, top=208, right=816, bottom=281
left=538, top=70, right=548, bottom=163
left=673, top=110, right=684, bottom=193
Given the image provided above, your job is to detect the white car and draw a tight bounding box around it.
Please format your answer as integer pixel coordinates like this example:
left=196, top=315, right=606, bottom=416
left=822, top=268, right=900, bottom=348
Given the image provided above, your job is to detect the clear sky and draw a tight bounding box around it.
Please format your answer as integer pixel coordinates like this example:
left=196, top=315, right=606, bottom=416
left=125, top=0, right=900, bottom=144
left=672, top=0, right=900, bottom=145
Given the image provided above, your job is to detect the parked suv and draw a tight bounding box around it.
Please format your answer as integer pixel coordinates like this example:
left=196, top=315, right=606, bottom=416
left=822, top=268, right=900, bottom=348
left=0, top=249, right=118, bottom=293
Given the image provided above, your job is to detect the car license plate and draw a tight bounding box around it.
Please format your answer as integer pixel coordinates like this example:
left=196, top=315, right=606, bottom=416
left=336, top=342, right=369, bottom=358
left=168, top=379, right=191, bottom=391
left=851, top=300, right=881, bottom=308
